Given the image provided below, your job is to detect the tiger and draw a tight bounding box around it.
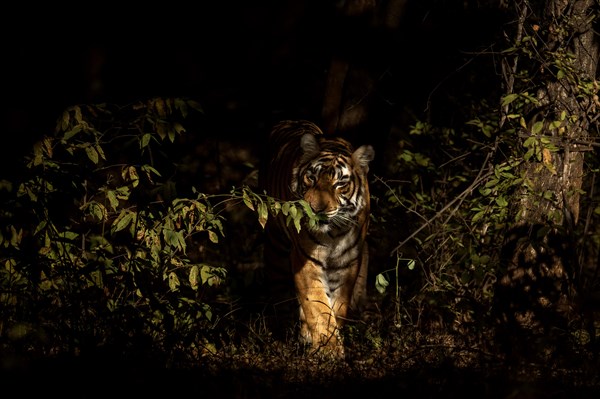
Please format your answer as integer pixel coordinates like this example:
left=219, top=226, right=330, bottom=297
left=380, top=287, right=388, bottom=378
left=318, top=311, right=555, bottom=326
left=260, top=119, right=374, bottom=358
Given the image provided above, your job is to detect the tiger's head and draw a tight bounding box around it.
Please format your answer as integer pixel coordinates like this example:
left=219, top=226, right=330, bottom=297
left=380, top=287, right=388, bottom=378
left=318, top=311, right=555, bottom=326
left=291, top=133, right=374, bottom=233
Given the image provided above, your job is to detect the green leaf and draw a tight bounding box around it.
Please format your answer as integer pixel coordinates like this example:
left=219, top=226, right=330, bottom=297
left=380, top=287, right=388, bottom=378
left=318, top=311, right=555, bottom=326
left=127, top=166, right=139, bottom=187
left=560, top=110, right=567, bottom=121
left=531, top=121, right=544, bottom=135
left=168, top=271, right=180, bottom=291
left=163, top=228, right=181, bottom=249
left=85, top=145, right=99, bottom=164
left=141, top=133, right=152, bottom=149
left=293, top=214, right=302, bottom=233
left=549, top=120, right=562, bottom=130
left=173, top=122, right=186, bottom=134
left=399, top=152, right=412, bottom=163
left=523, top=136, right=536, bottom=148
left=157, top=122, right=168, bottom=140
left=472, top=210, right=485, bottom=223
left=141, top=164, right=162, bottom=177
left=495, top=196, right=508, bottom=207
left=479, top=188, right=492, bottom=196
left=375, top=273, right=389, bottom=294
left=167, top=229, right=186, bottom=251
left=524, top=148, right=534, bottom=161
left=208, top=230, right=218, bottom=243
left=63, top=125, right=82, bottom=141
left=106, top=190, right=119, bottom=210
left=257, top=201, right=268, bottom=229
left=282, top=201, right=290, bottom=216
left=9, top=226, right=22, bottom=248
left=289, top=204, right=298, bottom=219
left=414, top=153, right=430, bottom=167
left=112, top=210, right=134, bottom=233
left=200, top=265, right=224, bottom=287
left=298, top=200, right=316, bottom=218
left=175, top=98, right=188, bottom=117
left=485, top=179, right=499, bottom=188
left=189, top=265, right=199, bottom=290
left=200, top=265, right=212, bottom=285
left=520, top=117, right=527, bottom=129
left=270, top=199, right=281, bottom=216
left=242, top=190, right=254, bottom=211
left=90, top=202, right=107, bottom=221
left=501, top=93, right=518, bottom=107
left=33, top=220, right=47, bottom=236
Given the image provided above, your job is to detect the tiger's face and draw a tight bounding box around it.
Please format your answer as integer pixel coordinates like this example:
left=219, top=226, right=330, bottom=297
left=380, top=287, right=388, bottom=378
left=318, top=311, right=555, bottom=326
left=291, top=133, right=374, bottom=233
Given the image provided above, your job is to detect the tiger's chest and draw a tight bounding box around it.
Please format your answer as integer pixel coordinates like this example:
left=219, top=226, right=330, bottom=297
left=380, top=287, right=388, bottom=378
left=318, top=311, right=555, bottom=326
left=305, top=227, right=362, bottom=270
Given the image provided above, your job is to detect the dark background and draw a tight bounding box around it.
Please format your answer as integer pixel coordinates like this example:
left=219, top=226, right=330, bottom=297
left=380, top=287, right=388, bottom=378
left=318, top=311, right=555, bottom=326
left=1, top=1, right=504, bottom=177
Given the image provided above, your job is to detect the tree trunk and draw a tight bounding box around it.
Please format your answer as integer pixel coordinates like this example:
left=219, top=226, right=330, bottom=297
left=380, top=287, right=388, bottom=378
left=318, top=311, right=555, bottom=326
left=496, top=0, right=599, bottom=357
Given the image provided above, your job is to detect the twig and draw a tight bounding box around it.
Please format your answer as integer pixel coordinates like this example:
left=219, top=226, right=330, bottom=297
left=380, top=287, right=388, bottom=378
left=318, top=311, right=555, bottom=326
left=389, top=150, right=494, bottom=257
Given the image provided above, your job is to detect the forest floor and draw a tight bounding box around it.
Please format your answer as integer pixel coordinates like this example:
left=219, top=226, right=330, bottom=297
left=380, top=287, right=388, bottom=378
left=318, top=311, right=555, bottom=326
left=3, top=303, right=599, bottom=399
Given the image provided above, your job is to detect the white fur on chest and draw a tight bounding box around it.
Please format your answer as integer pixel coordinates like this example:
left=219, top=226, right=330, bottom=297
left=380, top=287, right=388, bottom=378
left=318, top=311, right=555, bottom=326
left=308, top=227, right=361, bottom=269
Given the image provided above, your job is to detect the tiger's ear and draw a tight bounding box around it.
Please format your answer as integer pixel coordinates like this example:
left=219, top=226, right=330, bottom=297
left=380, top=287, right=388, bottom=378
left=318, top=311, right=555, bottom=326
left=300, top=133, right=320, bottom=158
left=353, top=145, right=375, bottom=172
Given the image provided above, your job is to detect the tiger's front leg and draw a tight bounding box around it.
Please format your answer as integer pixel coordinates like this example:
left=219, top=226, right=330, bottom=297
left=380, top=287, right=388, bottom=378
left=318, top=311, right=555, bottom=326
left=292, top=254, right=345, bottom=358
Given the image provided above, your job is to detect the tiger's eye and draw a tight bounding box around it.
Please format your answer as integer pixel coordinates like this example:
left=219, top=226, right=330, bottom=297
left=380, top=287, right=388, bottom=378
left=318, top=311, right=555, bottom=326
left=335, top=181, right=349, bottom=190
left=304, top=173, right=315, bottom=186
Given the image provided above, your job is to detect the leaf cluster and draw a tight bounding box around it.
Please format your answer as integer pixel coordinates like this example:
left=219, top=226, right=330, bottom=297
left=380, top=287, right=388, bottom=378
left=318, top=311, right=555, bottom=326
left=371, top=1, right=600, bottom=337
left=0, top=98, right=231, bottom=360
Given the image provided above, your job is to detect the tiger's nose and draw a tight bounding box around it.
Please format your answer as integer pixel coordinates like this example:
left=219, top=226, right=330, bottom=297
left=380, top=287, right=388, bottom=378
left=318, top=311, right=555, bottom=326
left=308, top=196, right=330, bottom=214
left=310, top=201, right=327, bottom=214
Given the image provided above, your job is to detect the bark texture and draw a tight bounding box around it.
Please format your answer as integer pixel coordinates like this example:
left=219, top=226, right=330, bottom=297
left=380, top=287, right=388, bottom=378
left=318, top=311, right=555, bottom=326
left=497, top=0, right=599, bottom=354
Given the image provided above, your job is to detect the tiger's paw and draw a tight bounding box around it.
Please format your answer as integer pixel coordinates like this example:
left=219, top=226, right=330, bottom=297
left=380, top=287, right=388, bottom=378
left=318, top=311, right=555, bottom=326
left=298, top=324, right=346, bottom=359
left=309, top=331, right=346, bottom=360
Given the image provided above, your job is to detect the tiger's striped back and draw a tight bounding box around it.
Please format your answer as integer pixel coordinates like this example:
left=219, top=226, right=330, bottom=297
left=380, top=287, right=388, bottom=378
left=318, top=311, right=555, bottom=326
left=261, top=119, right=374, bottom=358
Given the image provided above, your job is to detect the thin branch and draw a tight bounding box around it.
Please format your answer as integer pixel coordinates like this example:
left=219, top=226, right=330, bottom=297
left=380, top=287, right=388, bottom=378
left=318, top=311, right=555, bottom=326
left=389, top=150, right=495, bottom=257
left=499, top=0, right=529, bottom=129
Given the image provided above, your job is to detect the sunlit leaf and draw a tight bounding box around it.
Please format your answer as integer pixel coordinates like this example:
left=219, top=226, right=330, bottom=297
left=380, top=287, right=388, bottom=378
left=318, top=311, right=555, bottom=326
left=85, top=145, right=99, bottom=164
left=157, top=122, right=168, bottom=140
left=495, top=196, right=508, bottom=207
left=242, top=190, right=254, bottom=210
left=501, top=93, right=518, bottom=106
left=112, top=210, right=134, bottom=233
left=168, top=271, right=180, bottom=291
left=208, top=230, right=219, bottom=243
left=531, top=121, right=544, bottom=135
left=141, top=133, right=152, bottom=149
left=189, top=265, right=199, bottom=290
left=63, top=126, right=82, bottom=141
left=258, top=201, right=268, bottom=229
left=472, top=210, right=485, bottom=223
left=173, top=122, right=186, bottom=134
left=375, top=273, right=389, bottom=294
left=293, top=214, right=301, bottom=233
